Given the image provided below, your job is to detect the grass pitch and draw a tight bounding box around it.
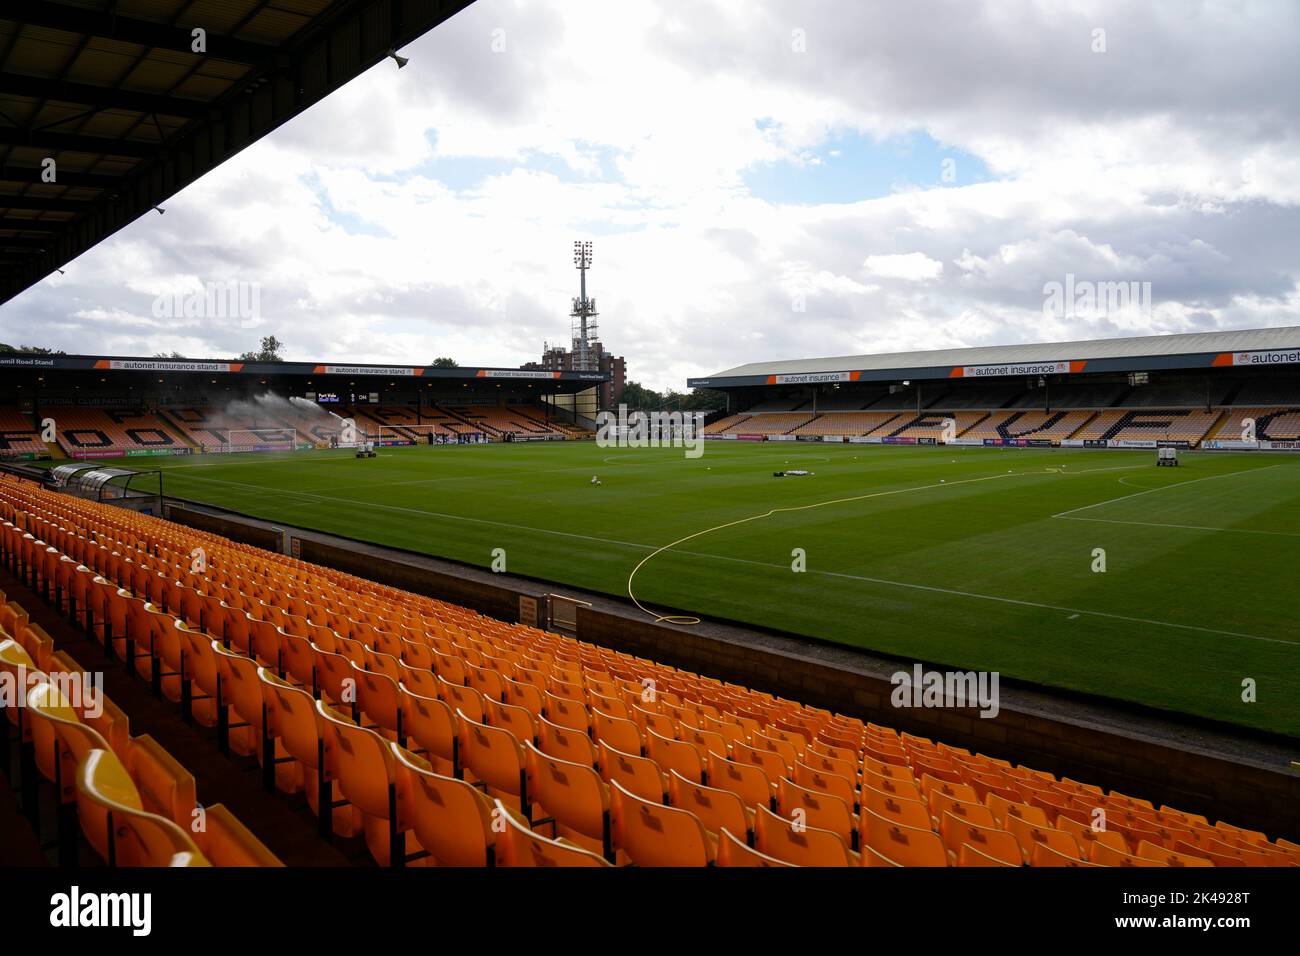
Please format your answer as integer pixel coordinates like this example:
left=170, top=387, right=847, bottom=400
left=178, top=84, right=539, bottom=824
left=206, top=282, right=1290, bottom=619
left=78, top=442, right=1300, bottom=737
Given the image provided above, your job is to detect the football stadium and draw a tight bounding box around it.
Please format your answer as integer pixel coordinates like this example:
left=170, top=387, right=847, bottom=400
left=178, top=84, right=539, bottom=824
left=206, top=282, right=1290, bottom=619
left=0, top=0, right=1295, bottom=937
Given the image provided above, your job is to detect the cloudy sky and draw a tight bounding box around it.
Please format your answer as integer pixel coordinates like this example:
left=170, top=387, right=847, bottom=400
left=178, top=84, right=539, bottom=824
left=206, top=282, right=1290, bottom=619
left=5, top=0, right=1299, bottom=391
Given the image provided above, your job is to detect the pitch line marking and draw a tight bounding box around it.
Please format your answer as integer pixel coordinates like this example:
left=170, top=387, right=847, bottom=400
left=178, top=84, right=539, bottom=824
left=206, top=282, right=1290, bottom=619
left=626, top=469, right=1042, bottom=625
left=1057, top=515, right=1300, bottom=538
left=690, top=553, right=1297, bottom=647
left=159, top=468, right=1294, bottom=647
left=1051, top=464, right=1282, bottom=519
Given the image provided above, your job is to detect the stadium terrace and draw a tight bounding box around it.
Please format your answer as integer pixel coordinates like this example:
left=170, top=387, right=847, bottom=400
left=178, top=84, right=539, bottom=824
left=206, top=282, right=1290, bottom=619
left=690, top=325, right=1300, bottom=453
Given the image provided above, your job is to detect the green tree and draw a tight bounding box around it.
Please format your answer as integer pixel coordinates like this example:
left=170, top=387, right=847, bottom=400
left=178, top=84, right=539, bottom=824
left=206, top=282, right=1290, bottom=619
left=620, top=380, right=663, bottom=410
left=430, top=357, right=459, bottom=368
left=0, top=343, right=65, bottom=354
left=239, top=335, right=284, bottom=362
left=619, top=382, right=725, bottom=412
left=680, top=387, right=727, bottom=412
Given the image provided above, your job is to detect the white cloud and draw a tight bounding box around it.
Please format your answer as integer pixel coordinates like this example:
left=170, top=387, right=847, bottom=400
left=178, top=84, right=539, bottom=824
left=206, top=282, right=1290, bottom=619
left=2, top=0, right=1298, bottom=392
left=863, top=252, right=945, bottom=281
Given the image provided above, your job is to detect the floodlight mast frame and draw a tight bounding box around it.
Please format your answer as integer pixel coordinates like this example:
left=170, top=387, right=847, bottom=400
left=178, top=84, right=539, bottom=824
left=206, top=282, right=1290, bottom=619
left=570, top=240, right=600, bottom=372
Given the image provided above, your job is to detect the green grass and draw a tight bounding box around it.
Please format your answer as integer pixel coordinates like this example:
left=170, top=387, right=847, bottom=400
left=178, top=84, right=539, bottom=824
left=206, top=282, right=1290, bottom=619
left=63, top=442, right=1300, bottom=737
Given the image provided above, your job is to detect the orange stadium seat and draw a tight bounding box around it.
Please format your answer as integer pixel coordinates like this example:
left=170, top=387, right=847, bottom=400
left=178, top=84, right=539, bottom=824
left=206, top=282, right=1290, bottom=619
left=0, top=473, right=1292, bottom=873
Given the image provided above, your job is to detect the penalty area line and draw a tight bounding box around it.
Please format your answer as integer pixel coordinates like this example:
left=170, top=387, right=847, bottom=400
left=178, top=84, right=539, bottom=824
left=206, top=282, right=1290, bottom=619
left=1051, top=464, right=1282, bottom=519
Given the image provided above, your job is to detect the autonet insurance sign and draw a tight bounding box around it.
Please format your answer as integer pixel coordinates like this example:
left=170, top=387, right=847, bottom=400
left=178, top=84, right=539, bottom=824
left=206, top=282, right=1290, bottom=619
left=1219, top=349, right=1300, bottom=367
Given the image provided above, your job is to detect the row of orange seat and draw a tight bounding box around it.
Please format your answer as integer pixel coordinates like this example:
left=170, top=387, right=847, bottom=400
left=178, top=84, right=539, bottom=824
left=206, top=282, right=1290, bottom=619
left=703, top=406, right=1300, bottom=444
left=2, top=475, right=1296, bottom=867
left=0, top=592, right=281, bottom=866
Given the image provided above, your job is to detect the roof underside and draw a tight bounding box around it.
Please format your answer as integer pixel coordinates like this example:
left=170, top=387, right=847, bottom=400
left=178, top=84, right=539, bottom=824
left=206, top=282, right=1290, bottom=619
left=0, top=0, right=474, bottom=305
left=708, top=326, right=1300, bottom=379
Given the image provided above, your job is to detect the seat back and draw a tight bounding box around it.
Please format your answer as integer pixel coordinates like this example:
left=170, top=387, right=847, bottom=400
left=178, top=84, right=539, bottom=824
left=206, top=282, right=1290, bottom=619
left=861, top=813, right=948, bottom=867
left=316, top=700, right=394, bottom=820
left=706, top=752, right=771, bottom=809
left=538, top=715, right=597, bottom=767
left=598, top=741, right=666, bottom=803
left=399, top=686, right=458, bottom=775
left=776, top=777, right=854, bottom=845
left=456, top=710, right=525, bottom=801
left=392, top=744, right=496, bottom=866
left=524, top=741, right=609, bottom=851
left=493, top=800, right=610, bottom=867
left=26, top=681, right=110, bottom=804
left=609, top=779, right=712, bottom=866
left=753, top=804, right=855, bottom=866
left=716, top=827, right=794, bottom=867
left=667, top=769, right=751, bottom=839
left=259, top=668, right=321, bottom=770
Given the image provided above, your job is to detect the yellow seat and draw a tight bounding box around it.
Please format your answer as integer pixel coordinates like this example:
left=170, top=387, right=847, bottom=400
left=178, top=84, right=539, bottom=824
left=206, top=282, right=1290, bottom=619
left=399, top=685, right=458, bottom=777
left=316, top=700, right=408, bottom=866
left=485, top=697, right=539, bottom=748
left=537, top=717, right=600, bottom=767
left=212, top=642, right=263, bottom=757
left=860, top=813, right=948, bottom=867
left=592, top=708, right=642, bottom=756
left=457, top=709, right=528, bottom=813
left=1031, top=842, right=1103, bottom=867
left=609, top=779, right=713, bottom=866
left=793, top=759, right=857, bottom=808
left=667, top=769, right=753, bottom=840
left=598, top=741, right=667, bottom=803
left=958, top=842, right=1019, bottom=867
left=198, top=804, right=284, bottom=866
left=706, top=751, right=772, bottom=809
left=716, top=826, right=795, bottom=867
left=645, top=728, right=705, bottom=783
left=76, top=748, right=208, bottom=866
left=1135, top=839, right=1213, bottom=867
left=260, top=668, right=356, bottom=834
left=354, top=666, right=404, bottom=742
left=939, top=811, right=1022, bottom=866
left=126, top=734, right=196, bottom=827
left=25, top=680, right=111, bottom=862
left=493, top=799, right=612, bottom=867
left=753, top=804, right=857, bottom=867
left=524, top=740, right=611, bottom=858
left=776, top=776, right=855, bottom=847
left=1004, top=815, right=1083, bottom=864
left=392, top=744, right=497, bottom=866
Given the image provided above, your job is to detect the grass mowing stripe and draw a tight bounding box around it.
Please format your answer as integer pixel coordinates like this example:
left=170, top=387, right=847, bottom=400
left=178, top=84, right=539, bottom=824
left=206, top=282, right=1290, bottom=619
left=62, top=443, right=1298, bottom=736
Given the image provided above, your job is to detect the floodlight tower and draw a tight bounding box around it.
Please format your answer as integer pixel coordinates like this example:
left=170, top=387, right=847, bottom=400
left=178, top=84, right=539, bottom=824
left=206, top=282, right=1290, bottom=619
left=570, top=240, right=600, bottom=371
